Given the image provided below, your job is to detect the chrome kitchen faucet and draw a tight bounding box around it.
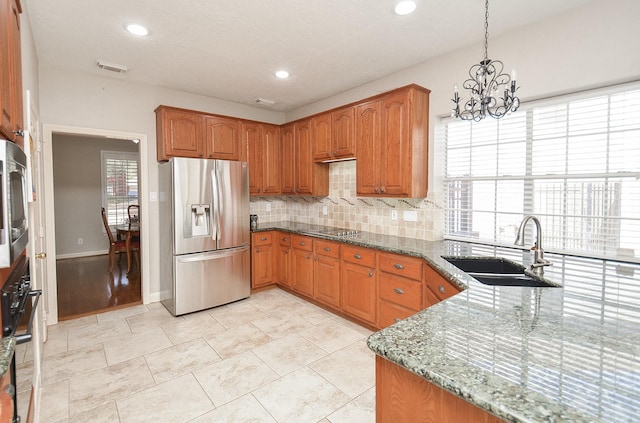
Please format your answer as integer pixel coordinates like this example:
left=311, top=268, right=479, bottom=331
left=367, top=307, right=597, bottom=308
left=514, top=215, right=552, bottom=274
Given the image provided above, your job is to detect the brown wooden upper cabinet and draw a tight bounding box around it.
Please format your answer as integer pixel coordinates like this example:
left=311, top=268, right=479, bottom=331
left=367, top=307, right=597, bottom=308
left=245, top=121, right=281, bottom=195
left=282, top=119, right=329, bottom=196
left=356, top=85, right=430, bottom=197
left=156, top=106, right=241, bottom=161
left=312, top=106, right=356, bottom=162
left=0, top=0, right=24, bottom=146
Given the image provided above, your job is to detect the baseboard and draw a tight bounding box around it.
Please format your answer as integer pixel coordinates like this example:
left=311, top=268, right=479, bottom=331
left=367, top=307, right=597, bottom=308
left=56, top=250, right=109, bottom=260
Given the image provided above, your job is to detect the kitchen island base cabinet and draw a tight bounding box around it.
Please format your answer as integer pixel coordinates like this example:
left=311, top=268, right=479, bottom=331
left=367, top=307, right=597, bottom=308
left=376, top=356, right=505, bottom=423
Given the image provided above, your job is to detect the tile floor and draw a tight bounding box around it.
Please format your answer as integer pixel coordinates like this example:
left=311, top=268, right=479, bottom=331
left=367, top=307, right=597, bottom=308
left=15, top=288, right=377, bottom=422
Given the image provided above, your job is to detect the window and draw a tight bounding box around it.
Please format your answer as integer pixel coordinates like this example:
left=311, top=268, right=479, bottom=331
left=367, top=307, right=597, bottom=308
left=443, top=83, right=640, bottom=263
left=101, top=151, right=139, bottom=226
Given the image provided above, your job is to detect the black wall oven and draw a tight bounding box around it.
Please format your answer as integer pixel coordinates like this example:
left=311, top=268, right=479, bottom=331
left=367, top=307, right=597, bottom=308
left=1, top=256, right=41, bottom=423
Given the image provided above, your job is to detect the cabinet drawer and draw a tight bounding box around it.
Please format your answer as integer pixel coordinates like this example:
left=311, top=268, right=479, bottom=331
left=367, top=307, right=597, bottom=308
left=278, top=233, right=292, bottom=246
left=342, top=245, right=376, bottom=267
left=291, top=235, right=313, bottom=251
left=253, top=232, right=272, bottom=246
left=379, top=253, right=423, bottom=281
left=379, top=274, right=422, bottom=311
left=315, top=239, right=340, bottom=258
left=425, top=265, right=460, bottom=301
left=378, top=300, right=416, bottom=328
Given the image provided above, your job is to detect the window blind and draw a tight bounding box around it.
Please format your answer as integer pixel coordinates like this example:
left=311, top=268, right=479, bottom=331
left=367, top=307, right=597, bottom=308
left=443, top=83, right=640, bottom=263
left=101, top=151, right=139, bottom=226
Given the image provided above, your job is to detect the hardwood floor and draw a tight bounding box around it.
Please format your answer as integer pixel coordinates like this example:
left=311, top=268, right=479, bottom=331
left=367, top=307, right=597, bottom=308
left=56, top=254, right=142, bottom=321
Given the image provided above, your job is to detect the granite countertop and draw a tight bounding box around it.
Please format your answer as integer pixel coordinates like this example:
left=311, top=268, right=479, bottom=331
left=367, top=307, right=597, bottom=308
left=0, top=337, right=15, bottom=378
left=255, top=221, right=640, bottom=423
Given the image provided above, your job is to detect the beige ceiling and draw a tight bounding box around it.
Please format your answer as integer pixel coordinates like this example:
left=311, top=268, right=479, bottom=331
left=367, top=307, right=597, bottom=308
left=24, top=0, right=593, bottom=112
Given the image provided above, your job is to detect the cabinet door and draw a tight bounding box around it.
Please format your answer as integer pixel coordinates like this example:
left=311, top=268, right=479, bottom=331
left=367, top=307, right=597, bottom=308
left=312, top=112, right=332, bottom=161
left=204, top=116, right=241, bottom=160
left=0, top=0, right=22, bottom=143
left=281, top=123, right=296, bottom=194
left=380, top=90, right=410, bottom=195
left=331, top=106, right=356, bottom=159
left=244, top=121, right=263, bottom=195
left=355, top=100, right=381, bottom=195
left=314, top=250, right=341, bottom=308
left=261, top=124, right=281, bottom=194
left=294, top=119, right=314, bottom=195
left=341, top=261, right=377, bottom=324
left=292, top=247, right=314, bottom=296
left=156, top=108, right=204, bottom=160
left=252, top=244, right=273, bottom=288
left=276, top=245, right=291, bottom=287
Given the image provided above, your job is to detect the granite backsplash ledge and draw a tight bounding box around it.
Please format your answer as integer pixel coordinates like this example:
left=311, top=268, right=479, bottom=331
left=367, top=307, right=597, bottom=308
left=249, top=161, right=444, bottom=240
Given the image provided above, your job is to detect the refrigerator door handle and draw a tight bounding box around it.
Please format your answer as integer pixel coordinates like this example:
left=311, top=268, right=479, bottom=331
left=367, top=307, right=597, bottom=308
left=177, top=246, right=249, bottom=263
left=211, top=165, right=221, bottom=242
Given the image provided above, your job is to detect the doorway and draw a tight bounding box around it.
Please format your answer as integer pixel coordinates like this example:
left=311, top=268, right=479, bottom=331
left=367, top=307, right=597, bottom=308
left=52, top=133, right=141, bottom=320
left=41, top=124, right=150, bottom=325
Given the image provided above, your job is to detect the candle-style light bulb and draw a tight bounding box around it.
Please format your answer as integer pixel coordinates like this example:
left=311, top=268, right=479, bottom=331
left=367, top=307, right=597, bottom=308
left=511, top=69, right=517, bottom=82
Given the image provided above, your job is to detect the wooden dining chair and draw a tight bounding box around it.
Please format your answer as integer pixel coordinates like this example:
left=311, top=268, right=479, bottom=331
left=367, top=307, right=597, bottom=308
left=127, top=204, right=140, bottom=223
left=101, top=207, right=140, bottom=271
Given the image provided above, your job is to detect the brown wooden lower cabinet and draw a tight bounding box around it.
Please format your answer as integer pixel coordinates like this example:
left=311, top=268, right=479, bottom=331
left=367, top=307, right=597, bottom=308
left=376, top=356, right=505, bottom=423
left=251, top=231, right=461, bottom=330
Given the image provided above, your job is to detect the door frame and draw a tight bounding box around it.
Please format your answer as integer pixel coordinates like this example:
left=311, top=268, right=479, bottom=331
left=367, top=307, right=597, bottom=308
left=41, top=124, right=149, bottom=325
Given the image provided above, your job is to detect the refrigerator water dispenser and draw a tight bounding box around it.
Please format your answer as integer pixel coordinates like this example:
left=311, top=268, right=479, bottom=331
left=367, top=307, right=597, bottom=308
left=191, top=204, right=210, bottom=237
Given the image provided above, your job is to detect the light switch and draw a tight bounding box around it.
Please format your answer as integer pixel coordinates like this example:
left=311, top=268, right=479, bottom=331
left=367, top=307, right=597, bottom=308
left=266, top=203, right=271, bottom=212
left=391, top=210, right=398, bottom=221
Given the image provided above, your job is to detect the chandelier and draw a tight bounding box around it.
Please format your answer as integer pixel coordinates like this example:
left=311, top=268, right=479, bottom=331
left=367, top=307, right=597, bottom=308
left=452, top=0, right=520, bottom=121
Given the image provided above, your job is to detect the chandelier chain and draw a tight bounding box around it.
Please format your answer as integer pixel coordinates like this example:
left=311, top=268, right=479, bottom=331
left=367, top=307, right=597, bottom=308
left=484, top=0, right=489, bottom=62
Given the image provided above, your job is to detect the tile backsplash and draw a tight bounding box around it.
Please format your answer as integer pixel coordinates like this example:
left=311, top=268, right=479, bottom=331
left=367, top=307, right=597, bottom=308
left=250, top=161, right=444, bottom=241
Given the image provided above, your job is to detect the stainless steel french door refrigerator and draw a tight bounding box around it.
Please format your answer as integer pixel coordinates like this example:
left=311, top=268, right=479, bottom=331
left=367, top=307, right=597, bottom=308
left=159, top=158, right=250, bottom=316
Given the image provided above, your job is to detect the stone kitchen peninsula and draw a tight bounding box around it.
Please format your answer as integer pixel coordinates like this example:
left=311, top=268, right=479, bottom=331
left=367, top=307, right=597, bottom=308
left=254, top=222, right=640, bottom=422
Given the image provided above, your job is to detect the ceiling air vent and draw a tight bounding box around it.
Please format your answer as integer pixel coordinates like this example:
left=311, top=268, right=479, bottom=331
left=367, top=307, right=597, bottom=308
left=252, top=97, right=276, bottom=107
left=97, top=60, right=129, bottom=74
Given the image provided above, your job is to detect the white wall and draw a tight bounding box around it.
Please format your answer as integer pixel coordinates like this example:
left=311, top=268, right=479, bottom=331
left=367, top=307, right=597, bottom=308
left=35, top=0, right=640, bottom=301
left=52, top=134, right=139, bottom=257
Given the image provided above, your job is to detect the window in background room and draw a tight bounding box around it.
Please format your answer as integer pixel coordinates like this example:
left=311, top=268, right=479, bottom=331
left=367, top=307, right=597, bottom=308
left=101, top=151, right=139, bottom=226
left=443, top=83, right=640, bottom=263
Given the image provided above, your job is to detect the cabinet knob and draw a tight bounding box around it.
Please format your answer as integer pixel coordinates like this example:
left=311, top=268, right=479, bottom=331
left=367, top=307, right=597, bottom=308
left=324, top=247, right=331, bottom=252
left=198, top=153, right=203, bottom=157
left=307, top=254, right=312, bottom=259
left=12, top=129, right=24, bottom=138
left=394, top=318, right=401, bottom=323
left=438, top=285, right=446, bottom=294
left=354, top=254, right=362, bottom=259
left=374, top=188, right=379, bottom=193
left=286, top=249, right=290, bottom=253
left=283, top=237, right=288, bottom=242
left=300, top=241, right=305, bottom=246
left=333, top=151, right=337, bottom=155
left=314, top=256, right=318, bottom=261
left=394, top=263, right=405, bottom=270
left=393, top=288, right=405, bottom=295
left=260, top=237, right=267, bottom=241
left=380, top=187, right=385, bottom=193
left=368, top=272, right=374, bottom=277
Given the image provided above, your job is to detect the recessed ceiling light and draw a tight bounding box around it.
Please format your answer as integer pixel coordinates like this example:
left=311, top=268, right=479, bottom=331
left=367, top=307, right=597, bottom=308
left=126, top=24, right=149, bottom=36
left=394, top=1, right=416, bottom=15
left=275, top=70, right=290, bottom=79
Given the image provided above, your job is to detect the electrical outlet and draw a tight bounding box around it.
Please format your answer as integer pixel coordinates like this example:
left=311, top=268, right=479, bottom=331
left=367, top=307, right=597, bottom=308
left=391, top=210, right=398, bottom=221
left=77, top=238, right=84, bottom=245
left=266, top=203, right=271, bottom=212
left=403, top=210, right=418, bottom=222
left=322, top=205, right=328, bottom=215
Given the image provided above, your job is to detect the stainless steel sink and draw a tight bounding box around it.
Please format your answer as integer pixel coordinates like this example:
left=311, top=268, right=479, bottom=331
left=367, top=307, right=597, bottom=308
left=442, top=256, right=559, bottom=288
